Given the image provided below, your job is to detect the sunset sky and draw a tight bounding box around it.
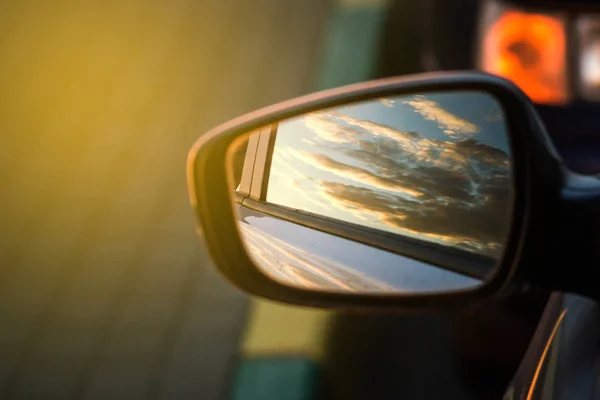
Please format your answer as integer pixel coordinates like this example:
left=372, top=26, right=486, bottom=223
left=265, top=91, right=513, bottom=257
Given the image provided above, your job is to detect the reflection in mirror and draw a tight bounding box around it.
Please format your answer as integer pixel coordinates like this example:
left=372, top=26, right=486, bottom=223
left=227, top=91, right=513, bottom=294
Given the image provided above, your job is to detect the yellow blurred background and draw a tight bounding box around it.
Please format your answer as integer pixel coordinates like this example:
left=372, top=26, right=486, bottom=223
left=0, top=1, right=333, bottom=398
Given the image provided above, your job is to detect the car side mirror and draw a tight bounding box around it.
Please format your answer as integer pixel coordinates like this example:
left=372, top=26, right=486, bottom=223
left=188, top=72, right=600, bottom=310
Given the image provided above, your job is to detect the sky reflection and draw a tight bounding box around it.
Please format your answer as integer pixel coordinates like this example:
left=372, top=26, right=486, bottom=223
left=266, top=91, right=513, bottom=258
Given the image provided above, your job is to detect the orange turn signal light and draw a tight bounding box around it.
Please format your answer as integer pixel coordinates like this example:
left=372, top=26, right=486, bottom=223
left=482, top=10, right=568, bottom=105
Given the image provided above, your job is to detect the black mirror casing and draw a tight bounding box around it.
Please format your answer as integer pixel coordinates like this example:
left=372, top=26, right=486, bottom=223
left=187, top=71, right=583, bottom=310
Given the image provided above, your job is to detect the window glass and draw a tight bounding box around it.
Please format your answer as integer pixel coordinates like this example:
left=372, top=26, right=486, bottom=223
left=265, top=92, right=512, bottom=258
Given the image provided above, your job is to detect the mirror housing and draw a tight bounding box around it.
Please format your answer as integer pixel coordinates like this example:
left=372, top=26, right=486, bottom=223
left=187, top=72, right=582, bottom=310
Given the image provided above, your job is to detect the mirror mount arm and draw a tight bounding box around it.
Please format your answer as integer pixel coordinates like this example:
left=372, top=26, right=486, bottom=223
left=562, top=172, right=600, bottom=300
left=532, top=170, right=600, bottom=300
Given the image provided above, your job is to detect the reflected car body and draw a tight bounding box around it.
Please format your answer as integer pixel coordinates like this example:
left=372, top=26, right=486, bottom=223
left=238, top=205, right=480, bottom=293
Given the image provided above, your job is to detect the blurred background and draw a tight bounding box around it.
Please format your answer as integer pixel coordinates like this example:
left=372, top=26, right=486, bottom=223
left=0, top=0, right=551, bottom=399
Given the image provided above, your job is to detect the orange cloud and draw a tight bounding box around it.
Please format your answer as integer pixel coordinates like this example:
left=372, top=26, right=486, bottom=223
left=288, top=149, right=424, bottom=198
left=315, top=111, right=473, bottom=171
left=302, top=112, right=359, bottom=144
left=403, top=96, right=480, bottom=139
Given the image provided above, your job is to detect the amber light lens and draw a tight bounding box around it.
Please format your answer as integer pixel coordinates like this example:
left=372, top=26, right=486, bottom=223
left=481, top=9, right=568, bottom=105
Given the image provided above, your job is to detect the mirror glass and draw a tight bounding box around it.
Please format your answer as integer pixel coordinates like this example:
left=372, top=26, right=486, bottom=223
left=228, top=91, right=513, bottom=294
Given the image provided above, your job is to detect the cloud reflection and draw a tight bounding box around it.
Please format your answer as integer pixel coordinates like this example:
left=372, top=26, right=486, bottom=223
left=403, top=95, right=480, bottom=139
left=290, top=150, right=424, bottom=198
left=267, top=93, right=512, bottom=258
